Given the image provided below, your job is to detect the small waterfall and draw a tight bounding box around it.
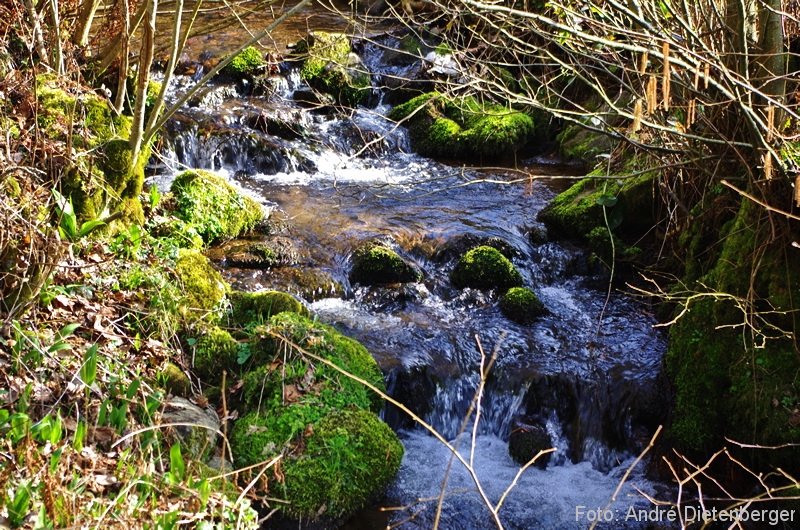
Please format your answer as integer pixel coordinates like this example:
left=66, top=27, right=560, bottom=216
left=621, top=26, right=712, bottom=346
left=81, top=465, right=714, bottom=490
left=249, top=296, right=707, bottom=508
left=423, top=375, right=530, bottom=440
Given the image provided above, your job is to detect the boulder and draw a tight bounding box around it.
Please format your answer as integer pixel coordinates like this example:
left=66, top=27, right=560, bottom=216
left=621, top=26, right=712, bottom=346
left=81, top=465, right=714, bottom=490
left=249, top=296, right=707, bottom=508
left=161, top=397, right=220, bottom=461
left=508, top=416, right=552, bottom=469
left=349, top=242, right=421, bottom=286
left=499, top=287, right=545, bottom=324
left=451, top=245, right=523, bottom=290
left=170, top=170, right=265, bottom=245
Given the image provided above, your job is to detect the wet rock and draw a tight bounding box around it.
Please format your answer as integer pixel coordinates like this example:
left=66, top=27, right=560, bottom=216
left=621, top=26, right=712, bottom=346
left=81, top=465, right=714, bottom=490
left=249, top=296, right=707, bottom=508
left=260, top=267, right=344, bottom=301
left=499, top=287, right=546, bottom=324
left=384, top=365, right=439, bottom=430
left=162, top=397, right=220, bottom=461
left=359, top=282, right=429, bottom=312
left=349, top=242, right=421, bottom=286
left=433, top=234, right=519, bottom=263
left=245, top=109, right=306, bottom=141
left=293, top=87, right=336, bottom=110
left=216, top=237, right=301, bottom=269
left=188, top=84, right=239, bottom=108
left=508, top=416, right=552, bottom=469
left=451, top=246, right=523, bottom=290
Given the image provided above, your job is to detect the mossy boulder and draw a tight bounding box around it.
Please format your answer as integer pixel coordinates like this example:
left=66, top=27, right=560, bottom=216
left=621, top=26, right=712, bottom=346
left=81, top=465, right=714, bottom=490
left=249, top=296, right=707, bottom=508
left=159, top=362, right=191, bottom=397
left=36, top=75, right=146, bottom=224
left=229, top=290, right=307, bottom=325
left=349, top=242, right=421, bottom=286
left=192, top=325, right=241, bottom=382
left=299, top=32, right=370, bottom=107
left=170, top=170, right=265, bottom=245
left=231, top=408, right=402, bottom=522
left=219, top=238, right=299, bottom=269
left=537, top=168, right=655, bottom=241
left=243, top=312, right=386, bottom=412
left=148, top=215, right=205, bottom=250
left=666, top=198, right=800, bottom=466
left=387, top=91, right=533, bottom=161
left=499, top=287, right=545, bottom=324
left=451, top=246, right=523, bottom=290
left=556, top=123, right=616, bottom=162
left=175, top=249, right=229, bottom=317
left=222, top=46, right=266, bottom=79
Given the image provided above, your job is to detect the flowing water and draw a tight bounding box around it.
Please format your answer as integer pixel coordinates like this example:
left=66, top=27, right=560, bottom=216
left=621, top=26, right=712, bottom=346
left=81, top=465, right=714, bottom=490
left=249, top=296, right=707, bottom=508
left=154, top=28, right=672, bottom=529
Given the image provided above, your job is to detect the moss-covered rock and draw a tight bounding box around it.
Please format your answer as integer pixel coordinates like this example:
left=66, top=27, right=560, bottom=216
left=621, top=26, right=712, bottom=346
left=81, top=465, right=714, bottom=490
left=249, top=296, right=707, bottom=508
left=349, top=242, right=421, bottom=286
left=499, top=287, right=545, bottom=324
left=556, top=123, right=616, bottom=162
left=36, top=75, right=146, bottom=225
left=148, top=215, right=205, bottom=250
left=387, top=91, right=533, bottom=160
left=244, top=312, right=386, bottom=412
left=159, top=362, right=191, bottom=397
left=175, top=249, right=229, bottom=317
left=280, top=409, right=402, bottom=520
left=229, top=290, right=307, bottom=325
left=451, top=246, right=523, bottom=290
left=192, top=325, right=241, bottom=381
left=537, top=168, right=654, bottom=241
left=170, top=170, right=265, bottom=244
left=665, top=198, right=800, bottom=465
left=222, top=46, right=266, bottom=79
left=219, top=238, right=299, bottom=269
left=231, top=408, right=402, bottom=521
left=299, top=32, right=370, bottom=107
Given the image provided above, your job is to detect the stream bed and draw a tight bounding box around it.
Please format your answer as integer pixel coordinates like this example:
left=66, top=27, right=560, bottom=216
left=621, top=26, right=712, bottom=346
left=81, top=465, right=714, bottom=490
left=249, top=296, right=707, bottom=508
left=153, top=28, right=671, bottom=529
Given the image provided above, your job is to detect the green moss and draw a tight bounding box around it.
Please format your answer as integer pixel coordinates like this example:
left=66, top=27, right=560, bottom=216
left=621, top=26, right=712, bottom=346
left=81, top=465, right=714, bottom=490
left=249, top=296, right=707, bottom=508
left=499, top=287, right=545, bottom=324
left=230, top=408, right=401, bottom=521
left=418, top=118, right=463, bottom=158
left=159, top=362, right=191, bottom=397
left=388, top=91, right=533, bottom=160
left=556, top=123, right=615, bottom=162
left=585, top=226, right=641, bottom=265
left=246, top=312, right=386, bottom=411
left=280, top=409, right=403, bottom=520
left=193, top=326, right=240, bottom=382
left=170, top=170, right=265, bottom=244
left=223, top=46, right=265, bottom=78
left=387, top=91, right=442, bottom=122
left=451, top=246, right=523, bottom=290
left=349, top=243, right=421, bottom=286
left=538, top=169, right=654, bottom=241
left=299, top=32, right=370, bottom=106
left=228, top=290, right=307, bottom=326
left=37, top=76, right=147, bottom=225
left=174, top=249, right=229, bottom=318
left=149, top=216, right=205, bottom=250
left=666, top=197, right=800, bottom=466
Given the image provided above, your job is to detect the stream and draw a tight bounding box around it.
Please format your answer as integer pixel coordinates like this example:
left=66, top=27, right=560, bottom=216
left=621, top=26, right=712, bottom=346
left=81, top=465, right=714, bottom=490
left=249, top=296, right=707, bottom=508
left=153, top=26, right=671, bottom=530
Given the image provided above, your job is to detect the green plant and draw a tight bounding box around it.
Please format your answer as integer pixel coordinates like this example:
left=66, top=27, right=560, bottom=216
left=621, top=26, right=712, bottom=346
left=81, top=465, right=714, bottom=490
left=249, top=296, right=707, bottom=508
left=51, top=189, right=106, bottom=241
left=80, top=344, right=98, bottom=387
left=6, top=482, right=32, bottom=528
